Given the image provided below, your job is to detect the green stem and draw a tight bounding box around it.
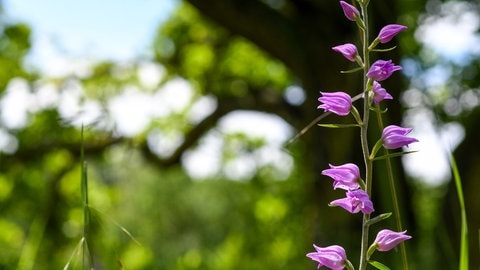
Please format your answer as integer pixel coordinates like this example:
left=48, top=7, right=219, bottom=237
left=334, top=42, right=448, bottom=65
left=450, top=154, right=469, bottom=270
left=375, top=108, right=409, bottom=269
left=358, top=2, right=372, bottom=270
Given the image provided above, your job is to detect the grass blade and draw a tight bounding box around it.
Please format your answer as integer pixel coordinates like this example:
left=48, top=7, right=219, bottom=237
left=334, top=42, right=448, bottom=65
left=80, top=126, right=94, bottom=269
left=63, top=237, right=85, bottom=270
left=89, top=207, right=141, bottom=246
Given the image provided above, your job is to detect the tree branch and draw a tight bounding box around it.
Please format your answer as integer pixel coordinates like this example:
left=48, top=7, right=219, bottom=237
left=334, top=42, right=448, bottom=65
left=140, top=103, right=231, bottom=167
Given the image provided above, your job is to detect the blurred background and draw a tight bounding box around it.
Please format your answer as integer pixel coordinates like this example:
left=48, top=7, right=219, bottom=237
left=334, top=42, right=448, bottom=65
left=0, top=0, right=479, bottom=269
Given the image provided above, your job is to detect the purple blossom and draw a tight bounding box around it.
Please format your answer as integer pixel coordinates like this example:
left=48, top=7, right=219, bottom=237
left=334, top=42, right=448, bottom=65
left=366, top=60, right=402, bottom=81
left=332, top=43, right=358, bottom=62
left=317, top=92, right=352, bottom=116
left=381, top=125, right=419, bottom=149
left=378, top=24, right=408, bottom=43
left=330, top=189, right=374, bottom=214
left=339, top=1, right=360, bottom=21
left=306, top=244, right=347, bottom=270
left=322, top=163, right=360, bottom=190
left=372, top=81, right=393, bottom=104
left=374, top=229, right=412, bottom=252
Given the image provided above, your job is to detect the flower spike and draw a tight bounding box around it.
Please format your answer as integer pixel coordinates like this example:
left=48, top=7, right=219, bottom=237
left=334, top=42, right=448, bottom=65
left=374, top=229, right=412, bottom=251
left=378, top=24, right=408, bottom=43
left=381, top=125, right=418, bottom=149
left=372, top=81, right=393, bottom=105
left=367, top=60, right=402, bottom=81
left=322, top=163, right=360, bottom=190
left=317, top=91, right=352, bottom=116
left=330, top=189, right=374, bottom=214
left=339, top=1, right=360, bottom=21
left=307, top=244, right=347, bottom=270
left=332, top=43, right=359, bottom=62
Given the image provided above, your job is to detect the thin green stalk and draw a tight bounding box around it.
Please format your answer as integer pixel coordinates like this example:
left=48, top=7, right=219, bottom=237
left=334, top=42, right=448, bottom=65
left=80, top=127, right=94, bottom=269
left=374, top=108, right=409, bottom=269
left=450, top=154, right=469, bottom=270
left=359, top=2, right=372, bottom=269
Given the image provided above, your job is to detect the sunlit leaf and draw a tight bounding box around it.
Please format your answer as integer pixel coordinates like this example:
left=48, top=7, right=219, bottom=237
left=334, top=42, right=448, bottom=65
left=369, top=260, right=391, bottom=270
left=318, top=123, right=360, bottom=128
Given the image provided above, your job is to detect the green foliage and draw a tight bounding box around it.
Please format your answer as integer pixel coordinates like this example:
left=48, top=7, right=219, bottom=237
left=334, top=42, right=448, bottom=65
left=154, top=4, right=291, bottom=97
left=63, top=146, right=309, bottom=269
left=0, top=23, right=32, bottom=91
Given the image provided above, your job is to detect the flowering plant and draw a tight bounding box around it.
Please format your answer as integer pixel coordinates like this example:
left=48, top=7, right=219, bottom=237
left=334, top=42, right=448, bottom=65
left=322, top=163, right=360, bottom=190
left=307, top=1, right=416, bottom=269
left=371, top=229, right=412, bottom=252
left=307, top=245, right=350, bottom=270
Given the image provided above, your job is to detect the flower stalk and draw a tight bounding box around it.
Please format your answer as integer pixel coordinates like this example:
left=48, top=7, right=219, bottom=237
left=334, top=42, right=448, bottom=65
left=307, top=1, right=415, bottom=269
left=358, top=2, right=372, bottom=269
left=374, top=106, right=410, bottom=269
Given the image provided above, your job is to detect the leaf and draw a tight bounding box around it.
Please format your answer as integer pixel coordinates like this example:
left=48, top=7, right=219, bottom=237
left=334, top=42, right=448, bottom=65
left=369, top=106, right=388, bottom=114
left=371, top=46, right=397, bottom=52
left=340, top=66, right=363, bottom=74
left=366, top=212, right=392, bottom=226
left=317, top=123, right=360, bottom=128
left=369, top=260, right=391, bottom=270
left=372, top=150, right=418, bottom=161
